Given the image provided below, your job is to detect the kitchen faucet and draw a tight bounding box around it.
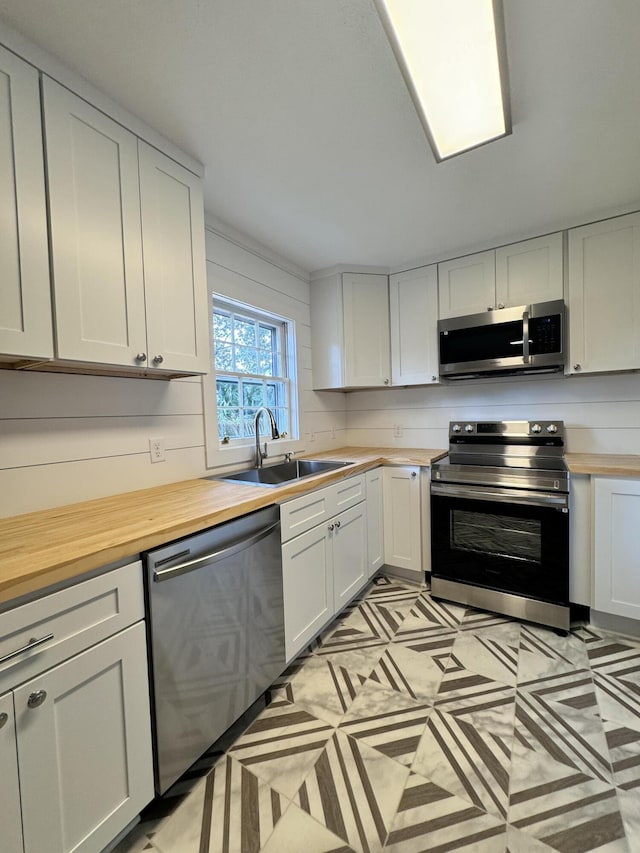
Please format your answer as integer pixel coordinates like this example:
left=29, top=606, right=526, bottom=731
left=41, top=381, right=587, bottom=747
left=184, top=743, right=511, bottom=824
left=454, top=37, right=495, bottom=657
left=254, top=407, right=280, bottom=467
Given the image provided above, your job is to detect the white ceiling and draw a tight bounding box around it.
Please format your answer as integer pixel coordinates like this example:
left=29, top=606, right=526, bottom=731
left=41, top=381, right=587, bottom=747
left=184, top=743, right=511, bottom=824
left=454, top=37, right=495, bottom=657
left=2, top=0, right=640, bottom=274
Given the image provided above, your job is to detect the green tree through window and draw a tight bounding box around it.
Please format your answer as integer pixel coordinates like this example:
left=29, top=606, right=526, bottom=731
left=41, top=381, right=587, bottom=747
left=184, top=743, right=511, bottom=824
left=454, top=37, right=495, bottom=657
left=213, top=299, right=290, bottom=442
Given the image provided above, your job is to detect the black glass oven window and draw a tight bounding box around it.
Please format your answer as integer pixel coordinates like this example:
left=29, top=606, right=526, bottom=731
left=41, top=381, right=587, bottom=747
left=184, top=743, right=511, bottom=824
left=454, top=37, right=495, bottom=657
left=440, top=320, right=524, bottom=364
left=451, top=510, right=542, bottom=563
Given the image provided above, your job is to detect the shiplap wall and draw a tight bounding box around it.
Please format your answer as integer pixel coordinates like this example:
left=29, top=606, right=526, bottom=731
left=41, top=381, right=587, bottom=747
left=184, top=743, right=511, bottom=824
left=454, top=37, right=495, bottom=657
left=0, top=227, right=347, bottom=519
left=346, top=372, right=640, bottom=453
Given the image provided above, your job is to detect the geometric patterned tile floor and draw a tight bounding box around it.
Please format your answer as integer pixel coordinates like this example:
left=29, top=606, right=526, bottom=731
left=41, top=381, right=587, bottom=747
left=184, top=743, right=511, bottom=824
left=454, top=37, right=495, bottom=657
left=112, top=576, right=640, bottom=853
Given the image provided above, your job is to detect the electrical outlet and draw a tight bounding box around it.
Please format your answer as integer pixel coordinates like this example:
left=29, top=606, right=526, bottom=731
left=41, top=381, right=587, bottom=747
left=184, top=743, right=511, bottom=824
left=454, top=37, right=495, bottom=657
left=149, top=437, right=166, bottom=462
left=393, top=424, right=404, bottom=438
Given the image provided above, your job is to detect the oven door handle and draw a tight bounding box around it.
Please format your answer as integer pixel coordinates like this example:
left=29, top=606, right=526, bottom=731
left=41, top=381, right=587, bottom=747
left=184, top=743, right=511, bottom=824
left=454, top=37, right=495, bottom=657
left=431, top=482, right=568, bottom=509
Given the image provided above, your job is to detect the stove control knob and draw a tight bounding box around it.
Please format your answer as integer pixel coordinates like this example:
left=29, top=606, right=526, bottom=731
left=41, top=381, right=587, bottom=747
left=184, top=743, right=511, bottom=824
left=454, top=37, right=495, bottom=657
left=546, top=423, right=558, bottom=434
left=531, top=423, right=542, bottom=434
left=464, top=424, right=474, bottom=433
left=451, top=424, right=462, bottom=433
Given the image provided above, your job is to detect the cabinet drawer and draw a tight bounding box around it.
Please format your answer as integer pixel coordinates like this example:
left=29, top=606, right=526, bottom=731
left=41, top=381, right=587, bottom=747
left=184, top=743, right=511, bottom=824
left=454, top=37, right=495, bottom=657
left=0, top=562, right=144, bottom=694
left=280, top=475, right=365, bottom=542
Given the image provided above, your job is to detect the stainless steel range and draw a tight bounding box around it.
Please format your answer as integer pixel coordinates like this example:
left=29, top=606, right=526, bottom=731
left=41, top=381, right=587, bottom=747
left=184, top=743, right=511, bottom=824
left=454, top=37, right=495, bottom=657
left=430, top=420, right=570, bottom=631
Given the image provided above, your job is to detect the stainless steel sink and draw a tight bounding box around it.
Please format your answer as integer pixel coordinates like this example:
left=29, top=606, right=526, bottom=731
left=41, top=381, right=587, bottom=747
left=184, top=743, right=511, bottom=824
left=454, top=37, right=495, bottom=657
left=206, top=459, right=353, bottom=487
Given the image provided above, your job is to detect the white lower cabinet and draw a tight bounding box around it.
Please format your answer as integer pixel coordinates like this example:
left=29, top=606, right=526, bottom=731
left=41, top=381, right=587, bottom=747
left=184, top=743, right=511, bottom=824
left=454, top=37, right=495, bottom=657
left=0, top=691, right=23, bottom=853
left=1, top=564, right=154, bottom=853
left=282, top=524, right=333, bottom=661
left=594, top=477, right=640, bottom=620
left=383, top=466, right=423, bottom=578
left=332, top=503, right=367, bottom=610
left=570, top=474, right=592, bottom=607
left=281, top=476, right=369, bottom=661
left=366, top=468, right=385, bottom=577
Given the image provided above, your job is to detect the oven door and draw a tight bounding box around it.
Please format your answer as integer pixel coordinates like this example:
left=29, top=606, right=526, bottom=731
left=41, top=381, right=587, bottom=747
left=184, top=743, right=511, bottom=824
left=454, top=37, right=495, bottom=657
left=430, top=482, right=569, bottom=606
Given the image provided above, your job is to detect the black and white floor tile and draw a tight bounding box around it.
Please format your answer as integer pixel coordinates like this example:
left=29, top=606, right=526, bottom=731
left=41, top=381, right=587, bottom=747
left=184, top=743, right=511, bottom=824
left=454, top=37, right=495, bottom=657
left=113, top=577, right=640, bottom=853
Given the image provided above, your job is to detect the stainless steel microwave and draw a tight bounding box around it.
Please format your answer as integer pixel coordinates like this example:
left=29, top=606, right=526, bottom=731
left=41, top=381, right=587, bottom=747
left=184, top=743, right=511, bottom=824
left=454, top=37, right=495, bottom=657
left=438, top=300, right=565, bottom=379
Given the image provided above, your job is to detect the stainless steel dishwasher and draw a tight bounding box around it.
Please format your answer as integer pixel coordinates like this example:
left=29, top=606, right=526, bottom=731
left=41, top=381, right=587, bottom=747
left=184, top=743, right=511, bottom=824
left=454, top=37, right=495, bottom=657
left=144, top=504, right=284, bottom=794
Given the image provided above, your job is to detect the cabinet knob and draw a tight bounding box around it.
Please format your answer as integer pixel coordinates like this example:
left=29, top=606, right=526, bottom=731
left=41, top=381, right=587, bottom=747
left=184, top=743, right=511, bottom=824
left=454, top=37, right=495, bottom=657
left=335, top=520, right=341, bottom=528
left=573, top=363, right=582, bottom=371
left=27, top=690, right=47, bottom=709
left=153, top=354, right=164, bottom=365
left=432, top=375, right=437, bottom=382
left=328, top=523, right=335, bottom=531
left=135, top=352, right=147, bottom=362
left=384, top=378, right=390, bottom=385
left=497, top=303, right=505, bottom=309
left=411, top=471, right=417, bottom=478
left=0, top=712, right=8, bottom=729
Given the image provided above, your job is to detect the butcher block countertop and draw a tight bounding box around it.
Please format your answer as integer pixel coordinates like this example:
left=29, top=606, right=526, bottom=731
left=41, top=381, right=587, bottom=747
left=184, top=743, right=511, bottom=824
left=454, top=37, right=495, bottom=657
left=565, top=453, right=640, bottom=476
left=0, top=446, right=445, bottom=607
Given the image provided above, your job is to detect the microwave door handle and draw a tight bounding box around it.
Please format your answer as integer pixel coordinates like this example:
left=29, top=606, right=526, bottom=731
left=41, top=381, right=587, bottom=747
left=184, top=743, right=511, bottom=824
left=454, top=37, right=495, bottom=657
left=522, top=310, right=530, bottom=363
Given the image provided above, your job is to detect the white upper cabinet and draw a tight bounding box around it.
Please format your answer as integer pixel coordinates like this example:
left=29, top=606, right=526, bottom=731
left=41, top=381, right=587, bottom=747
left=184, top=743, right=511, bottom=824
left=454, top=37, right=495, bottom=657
left=390, top=265, right=439, bottom=385
left=567, top=212, right=640, bottom=375
left=311, top=272, right=391, bottom=389
left=343, top=273, right=391, bottom=386
left=438, top=234, right=563, bottom=319
left=438, top=250, right=496, bottom=319
left=139, top=142, right=210, bottom=374
left=495, top=232, right=564, bottom=307
left=43, top=77, right=208, bottom=375
left=43, top=77, right=147, bottom=368
left=0, top=46, right=52, bottom=361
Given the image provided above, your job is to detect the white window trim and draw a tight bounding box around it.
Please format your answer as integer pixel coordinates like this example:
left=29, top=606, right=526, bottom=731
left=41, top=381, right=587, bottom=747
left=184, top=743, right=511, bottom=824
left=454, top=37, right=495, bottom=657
left=203, top=291, right=301, bottom=470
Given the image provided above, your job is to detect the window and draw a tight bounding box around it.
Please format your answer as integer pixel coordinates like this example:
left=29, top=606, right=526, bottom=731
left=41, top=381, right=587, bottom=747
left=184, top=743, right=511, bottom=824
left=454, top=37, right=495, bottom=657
left=212, top=298, right=292, bottom=443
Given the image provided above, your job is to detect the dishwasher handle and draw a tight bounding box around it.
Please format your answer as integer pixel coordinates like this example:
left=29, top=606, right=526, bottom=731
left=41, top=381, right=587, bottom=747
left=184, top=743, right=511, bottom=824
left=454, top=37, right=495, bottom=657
left=152, top=520, right=280, bottom=582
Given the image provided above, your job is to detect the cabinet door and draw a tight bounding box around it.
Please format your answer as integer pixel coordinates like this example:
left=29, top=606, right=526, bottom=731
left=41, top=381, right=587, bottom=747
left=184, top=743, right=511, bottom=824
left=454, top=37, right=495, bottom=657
left=594, top=477, right=640, bottom=620
left=0, top=691, right=23, bottom=853
left=139, top=142, right=210, bottom=374
left=495, top=232, right=564, bottom=308
left=16, top=622, right=153, bottom=853
left=0, top=46, right=52, bottom=360
left=568, top=213, right=640, bottom=374
left=282, top=525, right=333, bottom=661
left=333, top=502, right=368, bottom=610
left=383, top=466, right=422, bottom=576
left=366, top=468, right=384, bottom=577
left=570, top=474, right=592, bottom=607
left=390, top=265, right=439, bottom=385
left=342, top=273, right=391, bottom=386
left=438, top=251, right=496, bottom=319
left=43, top=77, right=147, bottom=367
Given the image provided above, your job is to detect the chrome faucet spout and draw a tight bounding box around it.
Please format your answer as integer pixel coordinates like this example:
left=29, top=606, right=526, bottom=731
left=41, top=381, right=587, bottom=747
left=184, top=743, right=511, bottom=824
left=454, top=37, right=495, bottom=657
left=254, top=407, right=280, bottom=467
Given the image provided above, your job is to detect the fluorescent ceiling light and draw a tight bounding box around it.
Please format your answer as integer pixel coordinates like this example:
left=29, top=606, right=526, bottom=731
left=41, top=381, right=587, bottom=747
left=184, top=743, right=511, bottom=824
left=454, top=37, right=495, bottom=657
left=375, top=0, right=511, bottom=162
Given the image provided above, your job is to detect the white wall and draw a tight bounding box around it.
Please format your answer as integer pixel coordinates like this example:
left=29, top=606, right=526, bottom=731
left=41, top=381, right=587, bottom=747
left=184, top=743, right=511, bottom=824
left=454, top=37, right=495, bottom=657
left=346, top=372, right=640, bottom=454
left=0, top=227, right=347, bottom=518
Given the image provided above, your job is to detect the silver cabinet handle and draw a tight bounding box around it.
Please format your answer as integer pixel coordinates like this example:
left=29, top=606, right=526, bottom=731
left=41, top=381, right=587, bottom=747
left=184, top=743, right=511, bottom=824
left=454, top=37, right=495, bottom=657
left=328, top=523, right=335, bottom=531
left=0, top=712, right=8, bottom=729
left=487, top=306, right=494, bottom=311
left=0, top=633, right=54, bottom=666
left=432, top=375, right=437, bottom=382
left=498, top=303, right=505, bottom=309
left=411, top=471, right=417, bottom=478
left=573, top=363, right=582, bottom=371
left=153, top=354, right=164, bottom=365
left=27, top=690, right=47, bottom=709
left=335, top=520, right=341, bottom=528
left=383, top=378, right=390, bottom=385
left=135, top=352, right=147, bottom=362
